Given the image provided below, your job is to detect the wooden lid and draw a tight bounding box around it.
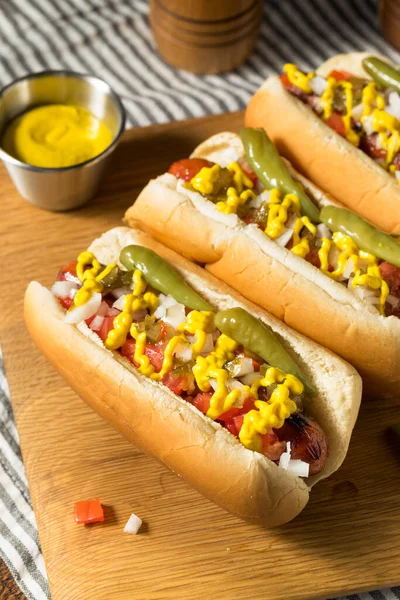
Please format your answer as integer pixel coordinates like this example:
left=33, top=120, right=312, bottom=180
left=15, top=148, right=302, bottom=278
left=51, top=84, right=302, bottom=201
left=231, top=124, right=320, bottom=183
left=150, top=0, right=262, bottom=74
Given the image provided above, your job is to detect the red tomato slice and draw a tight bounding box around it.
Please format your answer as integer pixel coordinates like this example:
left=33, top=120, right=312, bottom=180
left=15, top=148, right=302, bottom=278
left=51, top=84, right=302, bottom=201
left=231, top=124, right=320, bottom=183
left=218, top=406, right=241, bottom=423
left=380, top=261, right=400, bottom=296
left=162, top=372, right=191, bottom=396
left=75, top=499, right=104, bottom=524
left=59, top=297, right=74, bottom=310
left=225, top=419, right=240, bottom=437
left=305, top=246, right=321, bottom=269
left=192, top=392, right=212, bottom=414
left=57, top=260, right=79, bottom=283
left=120, top=339, right=165, bottom=372
left=328, top=69, right=354, bottom=81
left=325, top=112, right=346, bottom=137
left=98, top=315, right=116, bottom=342
left=168, top=158, right=214, bottom=182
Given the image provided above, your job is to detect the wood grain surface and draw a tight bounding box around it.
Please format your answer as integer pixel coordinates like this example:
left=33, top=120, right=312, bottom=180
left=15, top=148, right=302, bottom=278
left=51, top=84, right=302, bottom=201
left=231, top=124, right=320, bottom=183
left=1, top=111, right=400, bottom=600
left=0, top=560, right=26, bottom=599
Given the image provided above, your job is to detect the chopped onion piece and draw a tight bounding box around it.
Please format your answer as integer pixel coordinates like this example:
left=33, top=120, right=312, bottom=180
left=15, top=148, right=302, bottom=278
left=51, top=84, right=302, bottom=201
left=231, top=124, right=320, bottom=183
left=279, top=442, right=291, bottom=470
left=362, top=115, right=375, bottom=136
left=111, top=287, right=132, bottom=299
left=64, top=292, right=102, bottom=324
left=163, top=302, right=186, bottom=329
left=309, top=75, right=327, bottom=96
left=174, top=342, right=193, bottom=362
left=231, top=357, right=254, bottom=377
left=316, top=223, right=332, bottom=240
left=124, top=513, right=142, bottom=534
left=286, top=459, right=310, bottom=478
left=240, top=371, right=260, bottom=386
left=386, top=92, right=400, bottom=121
left=275, top=228, right=294, bottom=248
left=226, top=379, right=248, bottom=404
left=386, top=294, right=399, bottom=307
left=201, top=333, right=214, bottom=354
left=154, top=304, right=166, bottom=319
left=112, top=295, right=127, bottom=311
left=351, top=103, right=364, bottom=121
left=51, top=280, right=78, bottom=298
left=342, top=258, right=356, bottom=280
left=89, top=315, right=105, bottom=331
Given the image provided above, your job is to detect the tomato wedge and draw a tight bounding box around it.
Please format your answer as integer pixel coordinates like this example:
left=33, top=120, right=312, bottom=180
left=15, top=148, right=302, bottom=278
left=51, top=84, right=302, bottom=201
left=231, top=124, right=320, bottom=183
left=326, top=112, right=346, bottom=137
left=328, top=69, right=354, bottom=81
left=168, top=158, right=214, bottom=182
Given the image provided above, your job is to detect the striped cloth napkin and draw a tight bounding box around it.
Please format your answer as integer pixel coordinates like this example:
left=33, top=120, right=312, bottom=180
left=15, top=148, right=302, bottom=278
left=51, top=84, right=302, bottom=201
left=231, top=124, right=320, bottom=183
left=0, top=1, right=399, bottom=598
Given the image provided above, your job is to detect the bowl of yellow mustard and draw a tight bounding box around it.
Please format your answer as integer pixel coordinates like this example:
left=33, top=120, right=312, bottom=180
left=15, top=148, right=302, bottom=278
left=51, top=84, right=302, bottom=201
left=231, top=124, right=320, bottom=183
left=0, top=71, right=126, bottom=211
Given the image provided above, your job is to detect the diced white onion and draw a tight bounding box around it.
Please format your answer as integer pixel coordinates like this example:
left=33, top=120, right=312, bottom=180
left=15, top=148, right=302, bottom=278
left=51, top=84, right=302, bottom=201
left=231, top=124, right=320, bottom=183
left=249, top=190, right=271, bottom=209
left=201, top=333, right=214, bottom=354
left=112, top=295, right=127, bottom=311
left=230, top=357, right=254, bottom=377
left=274, top=228, right=294, bottom=248
left=51, top=280, right=78, bottom=299
left=386, top=294, right=399, bottom=307
left=342, top=258, right=356, bottom=280
left=286, top=459, right=310, bottom=478
left=209, top=379, right=217, bottom=390
left=395, top=170, right=400, bottom=182
left=111, top=287, right=132, bottom=299
left=107, top=307, right=121, bottom=317
left=362, top=115, right=375, bottom=135
left=316, top=223, right=332, bottom=240
left=351, top=103, right=364, bottom=121
left=174, top=342, right=193, bottom=362
left=240, top=371, right=261, bottom=386
left=154, top=304, right=166, bottom=319
left=279, top=442, right=291, bottom=470
left=63, top=292, right=102, bottom=324
left=226, top=379, right=248, bottom=404
left=123, top=513, right=142, bottom=534
left=309, top=75, right=327, bottom=96
left=386, top=92, right=400, bottom=121
left=163, top=302, right=187, bottom=329
left=89, top=315, right=105, bottom=331
left=353, top=286, right=380, bottom=302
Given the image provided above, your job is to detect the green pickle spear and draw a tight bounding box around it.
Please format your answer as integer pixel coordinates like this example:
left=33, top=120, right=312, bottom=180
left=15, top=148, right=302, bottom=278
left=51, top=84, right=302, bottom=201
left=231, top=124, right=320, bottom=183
left=215, top=307, right=315, bottom=395
left=120, top=245, right=213, bottom=312
left=240, top=127, right=320, bottom=223
left=362, top=56, right=400, bottom=94
left=320, top=205, right=400, bottom=268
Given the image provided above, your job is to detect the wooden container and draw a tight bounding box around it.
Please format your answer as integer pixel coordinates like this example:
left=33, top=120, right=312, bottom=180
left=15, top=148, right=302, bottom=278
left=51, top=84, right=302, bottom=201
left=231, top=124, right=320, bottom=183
left=380, top=0, right=400, bottom=51
left=150, top=0, right=263, bottom=74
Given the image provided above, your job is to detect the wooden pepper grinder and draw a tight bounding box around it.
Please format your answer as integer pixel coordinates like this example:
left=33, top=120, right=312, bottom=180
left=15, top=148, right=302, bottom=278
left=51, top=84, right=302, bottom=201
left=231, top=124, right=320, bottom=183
left=381, top=0, right=400, bottom=51
left=150, top=0, right=263, bottom=74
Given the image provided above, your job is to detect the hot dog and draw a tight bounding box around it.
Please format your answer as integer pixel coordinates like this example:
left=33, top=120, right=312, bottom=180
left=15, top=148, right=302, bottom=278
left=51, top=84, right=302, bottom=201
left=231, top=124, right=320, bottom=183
left=125, top=130, right=400, bottom=397
left=245, top=51, right=400, bottom=236
left=24, top=227, right=361, bottom=526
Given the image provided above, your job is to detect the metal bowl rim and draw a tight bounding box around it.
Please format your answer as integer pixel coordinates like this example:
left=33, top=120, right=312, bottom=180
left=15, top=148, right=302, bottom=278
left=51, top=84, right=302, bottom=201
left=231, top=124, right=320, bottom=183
left=0, top=69, right=126, bottom=172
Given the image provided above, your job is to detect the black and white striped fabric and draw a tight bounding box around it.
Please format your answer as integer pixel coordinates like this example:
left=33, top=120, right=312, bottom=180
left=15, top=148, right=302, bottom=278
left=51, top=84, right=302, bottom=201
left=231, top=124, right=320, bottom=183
left=0, top=1, right=399, bottom=598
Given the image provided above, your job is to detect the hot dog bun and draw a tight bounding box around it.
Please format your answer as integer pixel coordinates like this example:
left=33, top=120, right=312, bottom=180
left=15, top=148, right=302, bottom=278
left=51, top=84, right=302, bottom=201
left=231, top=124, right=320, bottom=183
left=244, top=52, right=400, bottom=236
left=125, top=132, right=400, bottom=397
left=24, top=227, right=361, bottom=527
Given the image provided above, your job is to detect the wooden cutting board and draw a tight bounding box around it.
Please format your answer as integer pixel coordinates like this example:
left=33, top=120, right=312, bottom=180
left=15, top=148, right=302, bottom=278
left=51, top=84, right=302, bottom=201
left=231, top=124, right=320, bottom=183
left=1, top=111, right=400, bottom=600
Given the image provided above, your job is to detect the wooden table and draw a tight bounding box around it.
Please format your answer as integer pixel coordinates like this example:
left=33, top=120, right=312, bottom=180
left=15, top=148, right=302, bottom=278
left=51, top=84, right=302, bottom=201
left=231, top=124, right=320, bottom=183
left=1, top=111, right=400, bottom=600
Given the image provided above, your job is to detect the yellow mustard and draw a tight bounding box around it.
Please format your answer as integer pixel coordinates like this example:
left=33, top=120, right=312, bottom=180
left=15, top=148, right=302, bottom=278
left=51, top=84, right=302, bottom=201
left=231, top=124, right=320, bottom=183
left=69, top=250, right=303, bottom=452
left=240, top=368, right=303, bottom=452
left=283, top=64, right=314, bottom=93
left=2, top=104, right=113, bottom=168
